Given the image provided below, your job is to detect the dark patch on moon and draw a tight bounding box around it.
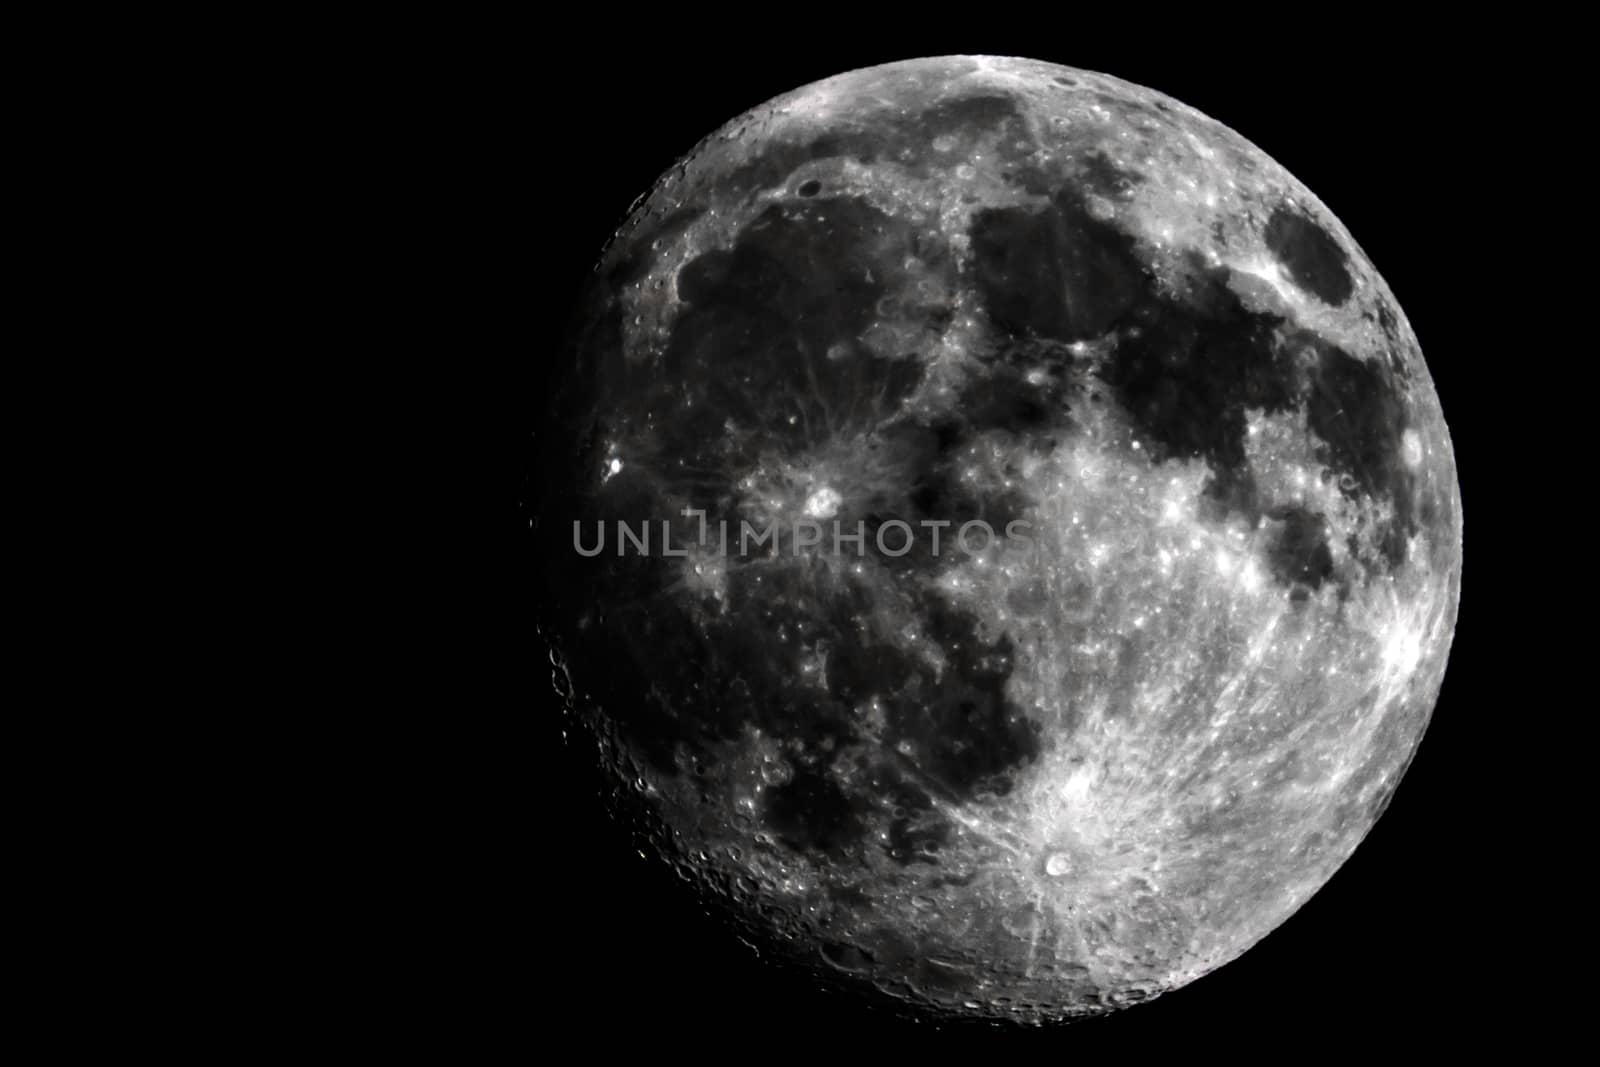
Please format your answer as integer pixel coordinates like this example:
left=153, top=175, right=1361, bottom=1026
left=865, top=416, right=1035, bottom=572
left=1264, top=505, right=1336, bottom=593
left=921, top=93, right=1024, bottom=138
left=1200, top=464, right=1264, bottom=523
left=1102, top=257, right=1297, bottom=489
left=1263, top=205, right=1354, bottom=306
left=919, top=93, right=1035, bottom=164
left=654, top=195, right=941, bottom=468
left=969, top=190, right=1146, bottom=342
left=960, top=365, right=1061, bottom=436
left=1302, top=339, right=1415, bottom=567
left=1079, top=151, right=1145, bottom=200
left=764, top=766, right=864, bottom=857
left=887, top=594, right=1041, bottom=798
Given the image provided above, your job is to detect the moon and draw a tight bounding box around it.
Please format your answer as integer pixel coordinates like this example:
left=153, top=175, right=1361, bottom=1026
left=535, top=56, right=1461, bottom=1022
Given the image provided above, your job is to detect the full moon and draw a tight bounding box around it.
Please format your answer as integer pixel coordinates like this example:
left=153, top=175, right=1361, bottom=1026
left=536, top=56, right=1461, bottom=1021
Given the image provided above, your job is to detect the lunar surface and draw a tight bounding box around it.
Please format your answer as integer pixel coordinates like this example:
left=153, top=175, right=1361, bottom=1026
left=536, top=56, right=1461, bottom=1021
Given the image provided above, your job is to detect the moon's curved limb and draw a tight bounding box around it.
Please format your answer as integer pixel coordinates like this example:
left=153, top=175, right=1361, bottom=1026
left=539, top=56, right=1460, bottom=1021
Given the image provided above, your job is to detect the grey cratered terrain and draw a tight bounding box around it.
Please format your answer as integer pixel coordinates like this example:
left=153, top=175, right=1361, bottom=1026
left=537, top=56, right=1462, bottom=1021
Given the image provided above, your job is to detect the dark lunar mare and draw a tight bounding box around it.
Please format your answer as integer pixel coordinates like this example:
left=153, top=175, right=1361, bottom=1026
left=1263, top=206, right=1354, bottom=306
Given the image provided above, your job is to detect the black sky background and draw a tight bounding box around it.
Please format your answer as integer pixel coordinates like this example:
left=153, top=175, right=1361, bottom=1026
left=498, top=29, right=1517, bottom=1051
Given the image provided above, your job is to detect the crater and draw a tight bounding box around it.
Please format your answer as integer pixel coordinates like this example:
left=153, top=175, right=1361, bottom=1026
left=1263, top=205, right=1354, bottom=306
